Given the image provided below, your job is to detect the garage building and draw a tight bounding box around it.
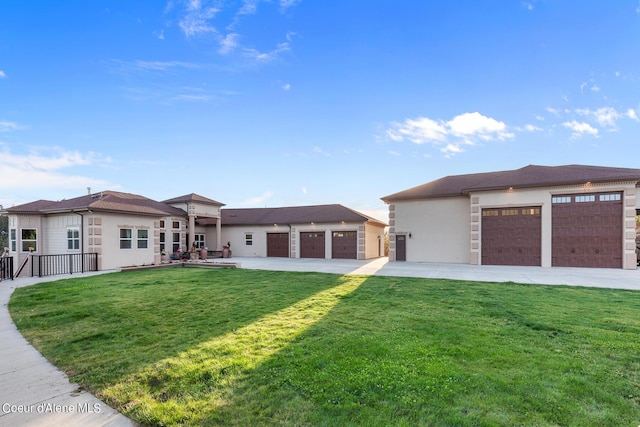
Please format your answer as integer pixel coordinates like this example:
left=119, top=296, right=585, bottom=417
left=215, top=204, right=387, bottom=260
left=382, top=164, right=640, bottom=269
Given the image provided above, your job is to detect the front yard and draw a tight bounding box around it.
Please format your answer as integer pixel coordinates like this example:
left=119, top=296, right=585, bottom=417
left=8, top=268, right=640, bottom=426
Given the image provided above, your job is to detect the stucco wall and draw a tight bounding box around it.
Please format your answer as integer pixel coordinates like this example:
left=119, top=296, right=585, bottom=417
left=92, top=213, right=158, bottom=270
left=364, top=222, right=385, bottom=259
left=390, top=197, right=470, bottom=263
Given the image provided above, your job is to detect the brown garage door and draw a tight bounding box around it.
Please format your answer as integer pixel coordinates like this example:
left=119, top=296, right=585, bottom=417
left=482, top=206, right=542, bottom=266
left=300, top=232, right=325, bottom=258
left=332, top=231, right=357, bottom=259
left=267, top=233, right=289, bottom=257
left=552, top=192, right=622, bottom=268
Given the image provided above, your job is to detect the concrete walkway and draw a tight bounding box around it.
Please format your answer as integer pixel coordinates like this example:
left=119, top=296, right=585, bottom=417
left=226, top=256, right=640, bottom=290
left=0, top=258, right=638, bottom=426
left=0, top=272, right=136, bottom=427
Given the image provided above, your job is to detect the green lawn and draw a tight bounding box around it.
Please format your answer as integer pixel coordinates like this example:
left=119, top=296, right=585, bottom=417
left=8, top=268, right=640, bottom=426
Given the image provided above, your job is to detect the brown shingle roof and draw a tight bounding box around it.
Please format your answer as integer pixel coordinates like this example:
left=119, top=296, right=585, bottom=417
left=7, top=191, right=186, bottom=216
left=382, top=164, right=640, bottom=202
left=162, top=193, right=225, bottom=206
left=205, top=204, right=386, bottom=227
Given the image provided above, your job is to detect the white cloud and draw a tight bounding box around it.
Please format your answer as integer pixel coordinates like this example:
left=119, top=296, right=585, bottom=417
left=0, top=121, right=20, bottom=132
left=0, top=70, right=6, bottom=78
left=312, top=146, right=330, bottom=156
left=243, top=41, right=290, bottom=62
left=218, top=33, right=239, bottom=54
left=302, top=186, right=307, bottom=194
left=0, top=148, right=112, bottom=199
left=280, top=0, right=301, bottom=10
left=626, top=108, right=639, bottom=121
left=386, top=112, right=512, bottom=156
left=576, top=106, right=633, bottom=128
left=178, top=2, right=219, bottom=37
left=281, top=83, right=291, bottom=91
left=516, top=124, right=543, bottom=132
left=241, top=191, right=273, bottom=206
left=562, top=121, right=599, bottom=138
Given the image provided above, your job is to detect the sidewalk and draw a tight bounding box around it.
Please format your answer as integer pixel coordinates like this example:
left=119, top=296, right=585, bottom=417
left=0, top=272, right=136, bottom=427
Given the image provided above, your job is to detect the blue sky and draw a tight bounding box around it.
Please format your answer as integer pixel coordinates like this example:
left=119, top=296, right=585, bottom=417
left=1, top=1, right=639, bottom=222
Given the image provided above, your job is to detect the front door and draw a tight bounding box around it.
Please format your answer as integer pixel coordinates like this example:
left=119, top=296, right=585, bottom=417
left=395, top=234, right=406, bottom=261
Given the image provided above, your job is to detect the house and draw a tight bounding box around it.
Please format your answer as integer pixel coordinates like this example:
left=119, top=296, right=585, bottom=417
left=3, top=191, right=224, bottom=272
left=382, top=164, right=640, bottom=269
left=2, top=191, right=386, bottom=276
left=204, top=204, right=386, bottom=260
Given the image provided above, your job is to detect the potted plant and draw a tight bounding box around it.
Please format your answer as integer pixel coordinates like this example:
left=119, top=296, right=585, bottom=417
left=161, top=249, right=167, bottom=263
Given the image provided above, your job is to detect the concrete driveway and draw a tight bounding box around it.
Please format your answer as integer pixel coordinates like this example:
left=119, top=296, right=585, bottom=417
left=225, top=256, right=640, bottom=290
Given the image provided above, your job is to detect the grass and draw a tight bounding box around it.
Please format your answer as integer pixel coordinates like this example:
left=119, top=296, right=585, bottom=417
left=8, top=268, right=640, bottom=426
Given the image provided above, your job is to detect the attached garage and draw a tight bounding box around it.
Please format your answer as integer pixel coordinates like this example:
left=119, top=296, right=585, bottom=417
left=481, top=206, right=541, bottom=266
left=300, top=232, right=325, bottom=258
left=332, top=231, right=357, bottom=259
left=267, top=232, right=289, bottom=257
left=552, top=192, right=622, bottom=268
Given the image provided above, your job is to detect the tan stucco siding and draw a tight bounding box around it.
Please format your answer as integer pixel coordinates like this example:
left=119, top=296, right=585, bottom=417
left=95, top=213, right=158, bottom=270
left=364, top=222, right=386, bottom=259
left=392, top=197, right=470, bottom=263
left=221, top=225, right=286, bottom=257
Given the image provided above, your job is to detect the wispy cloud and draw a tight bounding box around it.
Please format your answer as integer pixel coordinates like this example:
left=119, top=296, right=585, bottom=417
left=218, top=33, right=240, bottom=54
left=0, top=148, right=112, bottom=199
left=243, top=41, right=291, bottom=62
left=576, top=106, right=638, bottom=128
left=312, top=146, right=331, bottom=156
left=241, top=191, right=273, bottom=206
left=0, top=70, right=6, bottom=78
left=386, top=112, right=513, bottom=156
left=0, top=121, right=21, bottom=132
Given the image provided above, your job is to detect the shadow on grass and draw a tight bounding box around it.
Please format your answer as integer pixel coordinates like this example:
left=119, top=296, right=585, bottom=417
left=9, top=268, right=354, bottom=388
left=185, top=276, right=640, bottom=426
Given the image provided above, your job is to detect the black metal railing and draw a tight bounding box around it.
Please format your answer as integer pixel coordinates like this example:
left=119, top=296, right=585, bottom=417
left=31, top=253, right=98, bottom=277
left=0, top=257, right=13, bottom=281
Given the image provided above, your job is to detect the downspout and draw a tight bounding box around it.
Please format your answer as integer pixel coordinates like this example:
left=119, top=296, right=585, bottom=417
left=288, top=224, right=292, bottom=258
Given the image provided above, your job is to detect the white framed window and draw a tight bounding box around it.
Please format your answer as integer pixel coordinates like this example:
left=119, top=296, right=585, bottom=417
left=172, top=232, right=181, bottom=253
left=194, top=234, right=205, bottom=249
left=599, top=193, right=621, bottom=202
left=21, top=228, right=37, bottom=252
left=137, top=229, right=149, bottom=249
left=552, top=196, right=571, bottom=204
left=160, top=232, right=166, bottom=252
left=67, top=227, right=80, bottom=250
left=575, top=195, right=595, bottom=203
left=245, top=233, right=253, bottom=246
left=9, top=229, right=16, bottom=252
left=120, top=229, right=132, bottom=249
left=160, top=220, right=165, bottom=229
left=172, top=221, right=180, bottom=229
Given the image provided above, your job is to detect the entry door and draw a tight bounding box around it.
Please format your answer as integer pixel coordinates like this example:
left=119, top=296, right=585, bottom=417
left=395, top=235, right=406, bottom=261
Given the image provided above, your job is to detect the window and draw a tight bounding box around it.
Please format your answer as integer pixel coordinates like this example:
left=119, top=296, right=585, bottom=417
left=137, top=229, right=149, bottom=249
left=172, top=221, right=180, bottom=229
left=194, top=234, right=205, bottom=249
left=245, top=234, right=253, bottom=246
left=552, top=196, right=571, bottom=204
left=172, top=232, right=181, bottom=253
left=21, top=229, right=37, bottom=252
left=120, top=229, right=132, bottom=249
left=501, top=209, right=519, bottom=216
left=575, top=195, right=595, bottom=203
left=67, top=228, right=80, bottom=250
left=160, top=232, right=166, bottom=252
left=599, top=193, right=621, bottom=202
left=9, top=229, right=16, bottom=252
left=160, top=220, right=165, bottom=228
left=482, top=210, right=499, bottom=217
left=522, top=208, right=540, bottom=215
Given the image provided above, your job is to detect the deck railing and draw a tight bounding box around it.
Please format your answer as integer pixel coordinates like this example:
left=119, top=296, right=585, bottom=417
left=0, top=257, right=13, bottom=281
left=31, top=253, right=98, bottom=277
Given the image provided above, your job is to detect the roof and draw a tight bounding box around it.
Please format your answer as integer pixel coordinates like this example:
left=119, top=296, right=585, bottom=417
left=382, top=164, right=640, bottom=202
left=6, top=191, right=187, bottom=216
left=199, top=204, right=387, bottom=227
left=162, top=193, right=225, bottom=206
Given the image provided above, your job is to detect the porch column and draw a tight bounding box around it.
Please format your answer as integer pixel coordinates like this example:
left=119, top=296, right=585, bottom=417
left=188, top=204, right=196, bottom=251
left=216, top=217, right=222, bottom=250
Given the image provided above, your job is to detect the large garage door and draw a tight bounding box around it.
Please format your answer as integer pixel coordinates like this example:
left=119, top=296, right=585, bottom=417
left=552, top=192, right=622, bottom=268
left=267, top=233, right=289, bottom=257
left=332, top=231, right=357, bottom=259
left=482, top=206, right=542, bottom=266
left=300, top=232, right=325, bottom=258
